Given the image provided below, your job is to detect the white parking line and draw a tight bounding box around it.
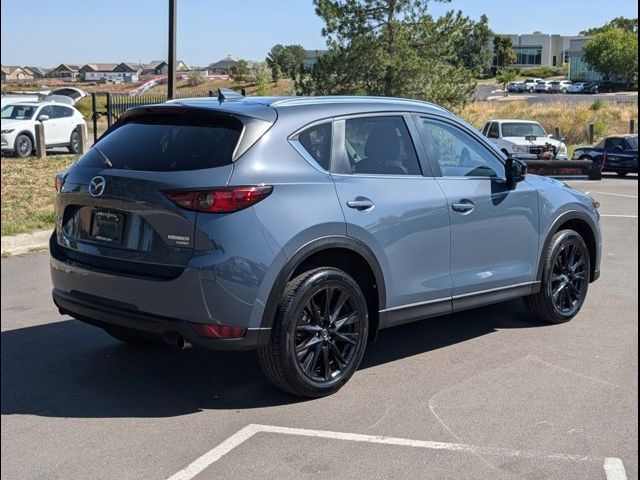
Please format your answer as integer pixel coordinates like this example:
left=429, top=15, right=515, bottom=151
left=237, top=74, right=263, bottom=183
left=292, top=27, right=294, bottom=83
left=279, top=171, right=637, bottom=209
left=600, top=214, right=638, bottom=218
left=589, top=191, right=638, bottom=199
left=166, top=424, right=626, bottom=480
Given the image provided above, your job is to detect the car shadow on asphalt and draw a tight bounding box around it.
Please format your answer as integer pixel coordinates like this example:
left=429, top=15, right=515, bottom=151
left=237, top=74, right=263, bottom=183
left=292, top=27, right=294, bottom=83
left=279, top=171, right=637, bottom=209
left=1, top=299, right=546, bottom=418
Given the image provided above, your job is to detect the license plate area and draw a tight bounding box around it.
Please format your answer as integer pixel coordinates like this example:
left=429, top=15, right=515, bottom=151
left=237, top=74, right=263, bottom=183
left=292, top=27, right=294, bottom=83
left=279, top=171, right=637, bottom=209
left=90, top=210, right=125, bottom=244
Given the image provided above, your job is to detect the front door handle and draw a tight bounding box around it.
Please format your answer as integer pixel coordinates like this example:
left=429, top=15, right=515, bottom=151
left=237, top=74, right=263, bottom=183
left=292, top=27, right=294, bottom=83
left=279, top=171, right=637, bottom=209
left=451, top=200, right=475, bottom=213
left=347, top=197, right=374, bottom=211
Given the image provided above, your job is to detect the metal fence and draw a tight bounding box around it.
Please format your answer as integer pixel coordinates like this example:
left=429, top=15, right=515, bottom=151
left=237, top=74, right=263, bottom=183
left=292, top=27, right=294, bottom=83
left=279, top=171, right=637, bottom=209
left=91, top=91, right=216, bottom=142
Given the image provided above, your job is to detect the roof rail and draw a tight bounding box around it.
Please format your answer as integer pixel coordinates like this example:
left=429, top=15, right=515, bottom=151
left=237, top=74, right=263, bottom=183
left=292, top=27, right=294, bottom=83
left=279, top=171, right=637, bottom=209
left=218, top=88, right=244, bottom=103
left=269, top=95, right=447, bottom=112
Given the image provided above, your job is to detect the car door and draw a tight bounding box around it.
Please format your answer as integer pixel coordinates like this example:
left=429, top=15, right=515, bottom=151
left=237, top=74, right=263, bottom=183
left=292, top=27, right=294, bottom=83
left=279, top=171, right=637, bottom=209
left=331, top=114, right=452, bottom=325
left=604, top=137, right=636, bottom=172
left=40, top=105, right=66, bottom=145
left=414, top=115, right=539, bottom=307
left=52, top=105, right=77, bottom=144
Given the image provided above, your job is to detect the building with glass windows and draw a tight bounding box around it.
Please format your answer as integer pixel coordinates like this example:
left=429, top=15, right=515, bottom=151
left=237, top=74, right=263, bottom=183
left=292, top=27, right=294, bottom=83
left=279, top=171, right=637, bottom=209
left=494, top=34, right=584, bottom=70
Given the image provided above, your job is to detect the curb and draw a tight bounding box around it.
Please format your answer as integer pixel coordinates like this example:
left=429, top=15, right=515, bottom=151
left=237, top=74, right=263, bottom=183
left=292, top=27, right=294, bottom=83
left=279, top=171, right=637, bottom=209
left=1, top=229, right=52, bottom=256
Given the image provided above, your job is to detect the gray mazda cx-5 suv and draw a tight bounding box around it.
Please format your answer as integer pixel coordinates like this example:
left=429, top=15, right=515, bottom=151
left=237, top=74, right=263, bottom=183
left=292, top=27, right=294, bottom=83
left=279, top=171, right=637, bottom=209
left=50, top=93, right=602, bottom=397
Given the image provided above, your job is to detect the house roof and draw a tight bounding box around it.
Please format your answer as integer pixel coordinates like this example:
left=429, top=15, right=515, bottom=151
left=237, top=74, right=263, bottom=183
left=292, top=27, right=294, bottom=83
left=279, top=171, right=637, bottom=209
left=24, top=66, right=49, bottom=77
left=80, top=63, right=118, bottom=72
left=52, top=64, right=81, bottom=72
left=117, top=62, right=144, bottom=71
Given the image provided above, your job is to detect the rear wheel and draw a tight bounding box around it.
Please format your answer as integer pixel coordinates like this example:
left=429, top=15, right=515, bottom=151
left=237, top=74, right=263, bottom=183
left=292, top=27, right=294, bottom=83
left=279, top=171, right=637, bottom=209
left=258, top=267, right=368, bottom=397
left=524, top=230, right=590, bottom=324
left=104, top=325, right=163, bottom=345
left=68, top=130, right=80, bottom=154
left=15, top=134, right=33, bottom=158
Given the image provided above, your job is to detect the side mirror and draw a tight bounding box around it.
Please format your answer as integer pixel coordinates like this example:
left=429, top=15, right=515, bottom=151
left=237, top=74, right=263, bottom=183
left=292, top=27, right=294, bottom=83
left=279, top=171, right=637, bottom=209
left=38, top=114, right=49, bottom=122
left=505, top=157, right=527, bottom=190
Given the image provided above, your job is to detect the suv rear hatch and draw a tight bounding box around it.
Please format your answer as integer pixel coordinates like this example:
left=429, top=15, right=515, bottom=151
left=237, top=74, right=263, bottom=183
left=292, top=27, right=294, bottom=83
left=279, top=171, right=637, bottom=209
left=54, top=103, right=275, bottom=278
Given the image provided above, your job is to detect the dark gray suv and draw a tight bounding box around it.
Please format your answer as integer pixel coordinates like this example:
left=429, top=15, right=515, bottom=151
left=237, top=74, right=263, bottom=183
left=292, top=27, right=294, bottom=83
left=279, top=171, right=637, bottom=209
left=50, top=95, right=602, bottom=397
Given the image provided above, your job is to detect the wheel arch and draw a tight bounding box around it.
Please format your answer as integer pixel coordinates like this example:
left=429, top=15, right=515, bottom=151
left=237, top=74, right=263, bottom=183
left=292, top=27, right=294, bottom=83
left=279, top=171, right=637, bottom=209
left=260, top=236, right=387, bottom=342
left=537, top=211, right=599, bottom=283
left=15, top=130, right=35, bottom=148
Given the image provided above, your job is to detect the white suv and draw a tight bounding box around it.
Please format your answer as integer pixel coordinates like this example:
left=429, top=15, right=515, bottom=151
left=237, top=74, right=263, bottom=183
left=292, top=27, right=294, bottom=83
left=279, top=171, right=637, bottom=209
left=1, top=102, right=86, bottom=157
left=482, top=119, right=568, bottom=160
left=550, top=80, right=572, bottom=93
left=515, top=78, right=543, bottom=93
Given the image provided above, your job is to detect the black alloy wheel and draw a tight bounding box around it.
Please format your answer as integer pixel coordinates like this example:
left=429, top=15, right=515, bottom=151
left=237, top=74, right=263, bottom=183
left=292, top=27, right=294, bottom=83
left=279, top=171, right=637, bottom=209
left=294, top=283, right=361, bottom=382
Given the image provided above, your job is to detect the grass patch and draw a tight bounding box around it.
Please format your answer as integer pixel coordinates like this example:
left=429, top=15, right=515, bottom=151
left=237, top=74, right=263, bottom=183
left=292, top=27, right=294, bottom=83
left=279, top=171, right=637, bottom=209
left=459, top=101, right=637, bottom=146
left=1, top=155, right=77, bottom=236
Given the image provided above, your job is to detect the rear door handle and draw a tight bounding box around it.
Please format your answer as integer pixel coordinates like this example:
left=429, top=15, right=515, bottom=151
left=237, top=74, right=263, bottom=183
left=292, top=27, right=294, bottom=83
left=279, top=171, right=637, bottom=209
left=347, top=197, right=374, bottom=211
left=451, top=200, right=475, bottom=213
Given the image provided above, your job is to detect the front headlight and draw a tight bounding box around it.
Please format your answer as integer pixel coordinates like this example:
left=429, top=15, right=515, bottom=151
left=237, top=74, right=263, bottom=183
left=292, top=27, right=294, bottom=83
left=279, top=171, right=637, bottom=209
left=558, top=144, right=567, bottom=153
left=513, top=145, right=529, bottom=153
left=1, top=129, right=15, bottom=134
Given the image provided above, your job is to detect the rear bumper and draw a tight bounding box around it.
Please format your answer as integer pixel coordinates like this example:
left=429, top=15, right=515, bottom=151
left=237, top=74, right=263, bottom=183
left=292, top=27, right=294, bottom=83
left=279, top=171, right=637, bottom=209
left=52, top=288, right=269, bottom=351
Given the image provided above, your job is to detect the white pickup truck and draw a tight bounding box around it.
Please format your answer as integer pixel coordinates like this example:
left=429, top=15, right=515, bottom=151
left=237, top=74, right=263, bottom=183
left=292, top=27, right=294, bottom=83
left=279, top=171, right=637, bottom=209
left=515, top=78, right=543, bottom=93
left=481, top=119, right=568, bottom=160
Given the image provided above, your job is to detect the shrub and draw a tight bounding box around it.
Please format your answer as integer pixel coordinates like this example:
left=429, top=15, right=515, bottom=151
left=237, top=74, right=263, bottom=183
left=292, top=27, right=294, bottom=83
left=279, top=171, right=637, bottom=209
left=520, top=66, right=563, bottom=78
left=590, top=100, right=604, bottom=111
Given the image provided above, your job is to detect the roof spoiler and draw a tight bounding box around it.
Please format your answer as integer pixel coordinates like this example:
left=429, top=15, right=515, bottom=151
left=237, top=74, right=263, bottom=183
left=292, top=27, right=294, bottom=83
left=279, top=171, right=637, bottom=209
left=218, top=88, right=244, bottom=103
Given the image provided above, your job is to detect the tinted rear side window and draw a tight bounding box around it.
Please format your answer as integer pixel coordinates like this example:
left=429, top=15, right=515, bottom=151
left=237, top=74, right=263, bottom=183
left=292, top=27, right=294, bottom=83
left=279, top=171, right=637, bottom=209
left=294, top=122, right=332, bottom=170
left=78, top=114, right=242, bottom=171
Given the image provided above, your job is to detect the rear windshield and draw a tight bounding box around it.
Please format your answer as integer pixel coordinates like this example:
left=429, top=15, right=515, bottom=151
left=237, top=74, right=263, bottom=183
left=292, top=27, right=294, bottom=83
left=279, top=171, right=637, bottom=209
left=77, top=114, right=242, bottom=171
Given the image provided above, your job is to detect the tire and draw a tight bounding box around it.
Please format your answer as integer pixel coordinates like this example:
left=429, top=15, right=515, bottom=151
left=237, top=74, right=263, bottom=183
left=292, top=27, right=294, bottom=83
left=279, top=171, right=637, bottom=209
left=524, top=230, right=590, bottom=324
left=14, top=134, right=33, bottom=158
left=258, top=267, right=369, bottom=397
left=68, top=130, right=80, bottom=154
left=104, top=325, right=163, bottom=345
left=528, top=87, right=535, bottom=93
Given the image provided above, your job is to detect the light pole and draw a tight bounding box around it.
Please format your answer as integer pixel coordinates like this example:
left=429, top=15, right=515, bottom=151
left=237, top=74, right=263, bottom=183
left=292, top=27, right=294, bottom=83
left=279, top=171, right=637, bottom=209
left=168, top=0, right=177, bottom=99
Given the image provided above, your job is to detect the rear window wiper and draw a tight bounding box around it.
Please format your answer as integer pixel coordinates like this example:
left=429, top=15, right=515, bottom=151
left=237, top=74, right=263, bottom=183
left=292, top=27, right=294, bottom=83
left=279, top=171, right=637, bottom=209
left=94, top=146, right=113, bottom=168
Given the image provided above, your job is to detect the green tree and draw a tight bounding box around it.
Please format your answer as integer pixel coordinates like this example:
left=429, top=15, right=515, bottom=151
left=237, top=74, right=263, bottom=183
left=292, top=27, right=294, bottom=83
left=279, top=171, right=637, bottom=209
left=296, top=0, right=479, bottom=110
left=453, top=14, right=494, bottom=75
left=493, top=36, right=516, bottom=69
left=252, top=62, right=271, bottom=96
left=496, top=68, right=518, bottom=91
left=266, top=44, right=306, bottom=79
left=580, top=17, right=638, bottom=36
left=583, top=27, right=638, bottom=87
left=230, top=60, right=250, bottom=83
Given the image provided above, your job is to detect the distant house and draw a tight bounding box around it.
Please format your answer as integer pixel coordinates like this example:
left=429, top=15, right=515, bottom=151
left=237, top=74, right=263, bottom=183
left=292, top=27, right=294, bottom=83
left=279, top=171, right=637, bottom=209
left=24, top=66, right=50, bottom=78
left=79, top=63, right=118, bottom=81
left=50, top=64, right=80, bottom=78
left=1, top=66, right=34, bottom=82
left=142, top=60, right=189, bottom=76
left=208, top=58, right=237, bottom=75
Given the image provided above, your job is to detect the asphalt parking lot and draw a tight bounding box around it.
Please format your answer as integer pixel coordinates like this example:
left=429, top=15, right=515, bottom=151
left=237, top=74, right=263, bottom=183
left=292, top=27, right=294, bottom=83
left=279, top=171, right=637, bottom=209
left=474, top=83, right=638, bottom=104
left=1, top=174, right=637, bottom=480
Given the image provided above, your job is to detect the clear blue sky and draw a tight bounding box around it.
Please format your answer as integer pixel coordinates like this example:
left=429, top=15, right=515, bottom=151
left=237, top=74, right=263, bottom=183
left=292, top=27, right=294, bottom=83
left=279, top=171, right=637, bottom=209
left=1, top=0, right=637, bottom=67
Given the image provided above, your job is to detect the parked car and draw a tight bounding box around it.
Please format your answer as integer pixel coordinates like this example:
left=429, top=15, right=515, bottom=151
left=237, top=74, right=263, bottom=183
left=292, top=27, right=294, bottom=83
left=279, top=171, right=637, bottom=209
left=567, top=82, right=587, bottom=94
left=573, top=134, right=638, bottom=176
left=550, top=80, right=572, bottom=93
left=515, top=78, right=543, bottom=93
left=507, top=81, right=522, bottom=93
left=595, top=81, right=616, bottom=93
left=534, top=80, right=552, bottom=93
left=50, top=94, right=602, bottom=397
left=1, top=102, right=86, bottom=157
left=481, top=119, right=569, bottom=160
left=581, top=82, right=600, bottom=94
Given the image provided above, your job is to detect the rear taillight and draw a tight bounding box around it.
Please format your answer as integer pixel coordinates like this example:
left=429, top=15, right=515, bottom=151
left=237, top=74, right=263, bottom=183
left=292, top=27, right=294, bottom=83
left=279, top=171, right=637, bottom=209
left=189, top=322, right=247, bottom=339
left=163, top=185, right=273, bottom=213
left=54, top=174, right=65, bottom=193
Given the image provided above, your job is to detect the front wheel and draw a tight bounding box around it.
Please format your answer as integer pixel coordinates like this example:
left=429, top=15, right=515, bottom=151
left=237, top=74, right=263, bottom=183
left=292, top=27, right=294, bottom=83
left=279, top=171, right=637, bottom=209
left=258, top=267, right=369, bottom=397
left=524, top=230, right=590, bottom=324
left=14, top=134, right=33, bottom=158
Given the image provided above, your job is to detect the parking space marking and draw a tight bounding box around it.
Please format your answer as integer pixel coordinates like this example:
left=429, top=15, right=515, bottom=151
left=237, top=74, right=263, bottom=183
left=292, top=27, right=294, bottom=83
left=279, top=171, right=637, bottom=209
left=166, top=424, right=626, bottom=480
left=589, top=191, right=638, bottom=199
left=600, top=214, right=638, bottom=218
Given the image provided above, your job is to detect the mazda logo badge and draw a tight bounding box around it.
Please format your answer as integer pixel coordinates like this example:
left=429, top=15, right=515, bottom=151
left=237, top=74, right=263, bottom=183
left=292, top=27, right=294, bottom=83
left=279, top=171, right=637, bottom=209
left=89, top=176, right=106, bottom=197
